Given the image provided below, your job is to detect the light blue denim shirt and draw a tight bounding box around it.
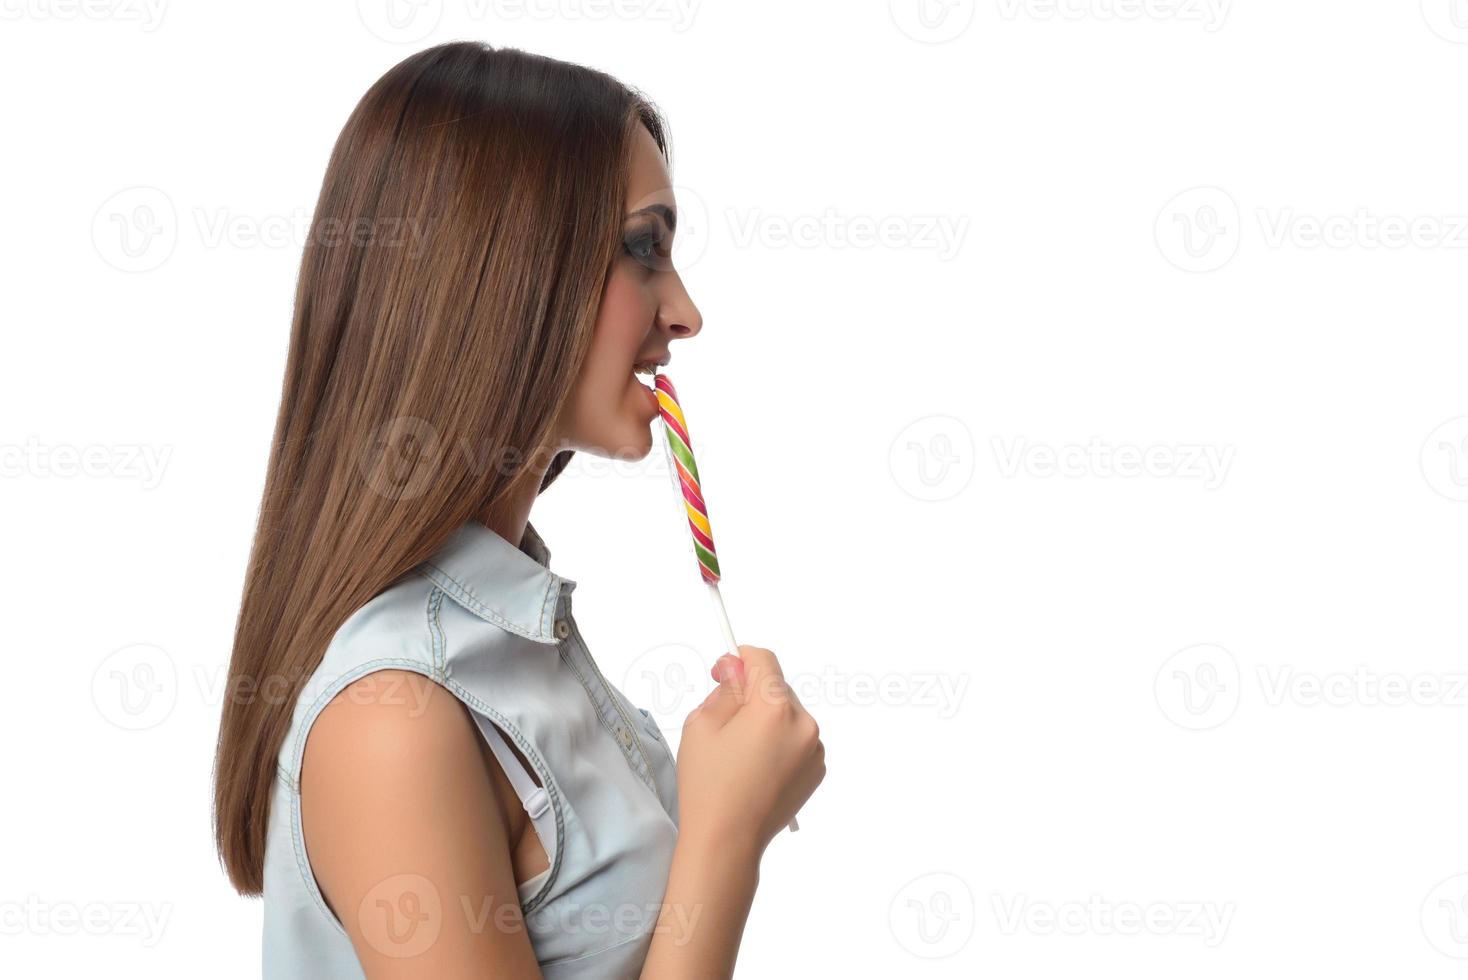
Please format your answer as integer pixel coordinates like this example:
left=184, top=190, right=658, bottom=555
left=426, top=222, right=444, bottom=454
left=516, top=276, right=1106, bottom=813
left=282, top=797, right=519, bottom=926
left=261, top=519, right=680, bottom=978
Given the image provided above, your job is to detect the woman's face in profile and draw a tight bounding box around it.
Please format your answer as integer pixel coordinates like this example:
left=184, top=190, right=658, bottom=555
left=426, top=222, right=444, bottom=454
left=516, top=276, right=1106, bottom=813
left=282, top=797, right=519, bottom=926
left=559, top=123, right=703, bottom=460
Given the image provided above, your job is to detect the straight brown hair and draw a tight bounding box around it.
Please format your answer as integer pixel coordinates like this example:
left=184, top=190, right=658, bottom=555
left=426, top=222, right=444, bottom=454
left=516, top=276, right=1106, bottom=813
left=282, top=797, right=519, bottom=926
left=212, top=41, right=667, bottom=895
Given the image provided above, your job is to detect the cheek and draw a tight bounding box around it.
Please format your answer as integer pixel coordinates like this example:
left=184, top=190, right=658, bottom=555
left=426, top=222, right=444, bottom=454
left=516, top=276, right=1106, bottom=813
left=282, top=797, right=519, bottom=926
left=592, top=265, right=654, bottom=366
left=569, top=266, right=656, bottom=445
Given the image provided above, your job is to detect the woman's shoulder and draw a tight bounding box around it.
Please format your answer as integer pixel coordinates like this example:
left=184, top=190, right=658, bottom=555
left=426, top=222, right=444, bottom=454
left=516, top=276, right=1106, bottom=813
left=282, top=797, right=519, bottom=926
left=304, top=575, right=434, bottom=688
left=276, top=556, right=541, bottom=778
left=275, top=573, right=442, bottom=779
left=304, top=670, right=472, bottom=776
left=303, top=669, right=485, bottom=792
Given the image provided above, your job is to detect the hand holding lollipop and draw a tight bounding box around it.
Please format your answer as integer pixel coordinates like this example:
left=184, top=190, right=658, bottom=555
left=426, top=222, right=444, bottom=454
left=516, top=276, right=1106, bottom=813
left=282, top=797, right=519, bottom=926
left=654, top=373, right=801, bottom=833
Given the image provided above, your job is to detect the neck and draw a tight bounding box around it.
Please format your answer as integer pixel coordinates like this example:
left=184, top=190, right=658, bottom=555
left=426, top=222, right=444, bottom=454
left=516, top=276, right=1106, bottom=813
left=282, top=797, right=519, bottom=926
left=476, top=453, right=555, bottom=550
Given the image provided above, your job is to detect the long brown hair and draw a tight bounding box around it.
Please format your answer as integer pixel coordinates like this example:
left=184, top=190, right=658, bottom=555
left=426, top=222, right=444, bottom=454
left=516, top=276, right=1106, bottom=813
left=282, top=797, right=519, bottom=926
left=212, top=41, right=666, bottom=895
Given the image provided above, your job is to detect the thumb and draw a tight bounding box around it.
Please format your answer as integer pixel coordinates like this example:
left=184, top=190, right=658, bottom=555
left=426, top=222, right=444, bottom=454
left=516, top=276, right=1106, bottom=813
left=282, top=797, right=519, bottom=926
left=709, top=653, right=745, bottom=687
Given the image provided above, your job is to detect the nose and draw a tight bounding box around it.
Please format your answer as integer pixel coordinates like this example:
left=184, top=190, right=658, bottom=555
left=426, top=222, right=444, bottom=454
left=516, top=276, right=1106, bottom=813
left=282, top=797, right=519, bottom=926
left=658, top=272, right=703, bottom=340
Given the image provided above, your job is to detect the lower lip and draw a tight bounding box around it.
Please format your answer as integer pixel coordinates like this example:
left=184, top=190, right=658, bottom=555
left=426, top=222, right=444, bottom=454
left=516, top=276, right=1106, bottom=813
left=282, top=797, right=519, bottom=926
left=637, top=376, right=660, bottom=416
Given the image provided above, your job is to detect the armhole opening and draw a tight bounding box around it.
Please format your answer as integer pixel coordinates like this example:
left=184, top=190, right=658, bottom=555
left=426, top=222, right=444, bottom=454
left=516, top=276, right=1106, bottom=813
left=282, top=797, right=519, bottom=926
left=466, top=707, right=561, bottom=899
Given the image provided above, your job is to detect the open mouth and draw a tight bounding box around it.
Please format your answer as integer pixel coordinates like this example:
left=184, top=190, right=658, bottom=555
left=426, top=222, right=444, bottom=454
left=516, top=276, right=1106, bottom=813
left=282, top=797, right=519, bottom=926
left=632, top=358, right=667, bottom=416
left=632, top=357, right=667, bottom=384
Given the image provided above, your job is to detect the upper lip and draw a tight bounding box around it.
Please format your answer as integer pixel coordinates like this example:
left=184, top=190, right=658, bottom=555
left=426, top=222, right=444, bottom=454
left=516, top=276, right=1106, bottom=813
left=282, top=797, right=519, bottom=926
left=633, top=354, right=670, bottom=372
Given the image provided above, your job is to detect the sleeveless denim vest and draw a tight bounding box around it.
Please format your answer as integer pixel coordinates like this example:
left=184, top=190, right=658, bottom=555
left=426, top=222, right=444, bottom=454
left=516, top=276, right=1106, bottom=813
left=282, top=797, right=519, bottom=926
left=260, top=520, right=680, bottom=978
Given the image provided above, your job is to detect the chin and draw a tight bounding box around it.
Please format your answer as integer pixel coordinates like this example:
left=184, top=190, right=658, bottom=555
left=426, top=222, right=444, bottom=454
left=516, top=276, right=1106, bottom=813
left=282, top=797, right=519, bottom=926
left=620, top=425, right=655, bottom=461
left=581, top=422, right=654, bottom=463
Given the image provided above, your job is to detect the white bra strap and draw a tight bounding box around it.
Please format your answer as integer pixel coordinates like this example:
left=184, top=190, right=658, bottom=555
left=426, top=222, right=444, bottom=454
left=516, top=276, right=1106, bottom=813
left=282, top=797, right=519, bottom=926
left=472, top=714, right=556, bottom=862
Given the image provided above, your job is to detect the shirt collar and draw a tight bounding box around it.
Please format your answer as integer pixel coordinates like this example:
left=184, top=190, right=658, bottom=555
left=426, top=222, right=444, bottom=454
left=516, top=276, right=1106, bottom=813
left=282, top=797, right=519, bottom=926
left=419, top=519, right=576, bottom=644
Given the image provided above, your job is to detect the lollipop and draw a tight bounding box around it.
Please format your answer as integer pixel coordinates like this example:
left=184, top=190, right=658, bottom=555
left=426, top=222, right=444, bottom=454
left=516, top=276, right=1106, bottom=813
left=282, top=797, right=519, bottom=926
left=654, top=374, right=721, bottom=585
left=654, top=373, right=800, bottom=833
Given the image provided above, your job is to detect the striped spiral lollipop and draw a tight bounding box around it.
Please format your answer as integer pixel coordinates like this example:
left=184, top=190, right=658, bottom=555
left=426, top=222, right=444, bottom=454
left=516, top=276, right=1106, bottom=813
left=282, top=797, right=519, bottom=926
left=652, top=372, right=799, bottom=833
left=654, top=373, right=720, bottom=584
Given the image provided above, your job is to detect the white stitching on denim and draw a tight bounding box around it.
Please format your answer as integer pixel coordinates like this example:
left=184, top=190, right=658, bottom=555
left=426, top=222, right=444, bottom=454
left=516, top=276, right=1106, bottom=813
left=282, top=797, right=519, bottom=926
left=556, top=633, right=657, bottom=796
left=540, top=578, right=558, bottom=637
left=571, top=623, right=655, bottom=790
left=427, top=587, right=447, bottom=678
left=417, top=564, right=556, bottom=644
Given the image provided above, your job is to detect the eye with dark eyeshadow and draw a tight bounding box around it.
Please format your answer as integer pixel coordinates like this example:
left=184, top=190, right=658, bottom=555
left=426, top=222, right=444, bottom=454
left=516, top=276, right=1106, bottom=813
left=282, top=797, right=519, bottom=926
left=621, top=217, right=673, bottom=271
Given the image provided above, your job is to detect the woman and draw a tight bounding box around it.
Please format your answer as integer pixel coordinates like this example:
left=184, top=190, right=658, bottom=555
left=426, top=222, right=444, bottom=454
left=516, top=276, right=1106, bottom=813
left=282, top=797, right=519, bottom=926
left=211, top=41, right=825, bottom=978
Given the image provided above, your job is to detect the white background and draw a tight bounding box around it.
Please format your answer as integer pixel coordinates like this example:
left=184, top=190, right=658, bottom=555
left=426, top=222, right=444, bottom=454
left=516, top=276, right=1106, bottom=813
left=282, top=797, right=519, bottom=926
left=3, top=0, right=1467, bottom=976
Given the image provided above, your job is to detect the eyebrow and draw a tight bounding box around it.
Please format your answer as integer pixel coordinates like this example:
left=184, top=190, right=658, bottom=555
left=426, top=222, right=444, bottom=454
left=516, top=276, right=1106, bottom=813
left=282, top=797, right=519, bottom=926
left=627, top=203, right=677, bottom=232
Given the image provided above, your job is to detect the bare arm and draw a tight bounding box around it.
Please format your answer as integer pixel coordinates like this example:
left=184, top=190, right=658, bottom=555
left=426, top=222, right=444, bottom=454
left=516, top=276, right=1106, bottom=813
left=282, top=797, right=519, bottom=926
left=640, top=646, right=825, bottom=979
left=300, top=670, right=544, bottom=979
left=639, top=830, right=760, bottom=979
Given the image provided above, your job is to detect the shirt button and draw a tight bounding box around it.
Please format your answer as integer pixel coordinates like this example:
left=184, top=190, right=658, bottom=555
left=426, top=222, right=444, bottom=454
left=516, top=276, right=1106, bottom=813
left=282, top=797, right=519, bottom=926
left=553, top=619, right=570, bottom=640
left=618, top=728, right=633, bottom=747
